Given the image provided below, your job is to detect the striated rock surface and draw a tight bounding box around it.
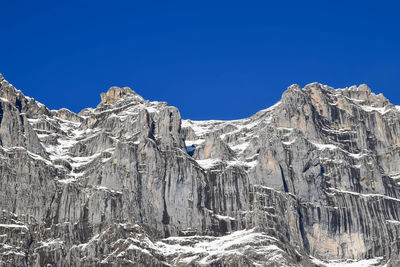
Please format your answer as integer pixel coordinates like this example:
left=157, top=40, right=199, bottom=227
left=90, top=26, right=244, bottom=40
left=0, top=74, right=399, bottom=266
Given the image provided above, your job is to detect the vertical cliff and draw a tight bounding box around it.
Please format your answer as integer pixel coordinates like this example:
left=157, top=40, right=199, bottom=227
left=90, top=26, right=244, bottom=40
left=0, top=74, right=399, bottom=266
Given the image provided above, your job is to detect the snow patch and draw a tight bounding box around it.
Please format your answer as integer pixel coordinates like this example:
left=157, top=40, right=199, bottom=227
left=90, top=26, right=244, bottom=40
left=311, top=256, right=384, bottom=267
left=0, top=224, right=28, bottom=230
left=386, top=220, right=400, bottom=225
left=329, top=188, right=400, bottom=202
left=39, top=239, right=64, bottom=248
left=311, top=142, right=338, bottom=151
left=359, top=105, right=391, bottom=115
left=57, top=177, right=78, bottom=184
left=156, top=229, right=283, bottom=265
left=185, top=139, right=205, bottom=146
left=230, top=142, right=249, bottom=153
left=282, top=138, right=297, bottom=145
left=196, top=158, right=221, bottom=169
left=215, top=214, right=236, bottom=221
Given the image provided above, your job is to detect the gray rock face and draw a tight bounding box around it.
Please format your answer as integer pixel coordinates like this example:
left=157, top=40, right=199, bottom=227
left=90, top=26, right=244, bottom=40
left=0, top=75, right=399, bottom=266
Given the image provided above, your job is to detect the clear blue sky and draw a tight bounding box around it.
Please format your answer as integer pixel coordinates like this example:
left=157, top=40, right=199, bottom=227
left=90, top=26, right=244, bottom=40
left=1, top=0, right=399, bottom=120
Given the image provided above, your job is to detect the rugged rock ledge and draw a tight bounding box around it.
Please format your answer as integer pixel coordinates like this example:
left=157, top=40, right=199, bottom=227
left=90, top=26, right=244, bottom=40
left=0, top=74, right=399, bottom=266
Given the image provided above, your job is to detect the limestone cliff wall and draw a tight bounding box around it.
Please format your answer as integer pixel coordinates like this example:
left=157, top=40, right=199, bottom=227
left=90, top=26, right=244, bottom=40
left=0, top=74, right=399, bottom=266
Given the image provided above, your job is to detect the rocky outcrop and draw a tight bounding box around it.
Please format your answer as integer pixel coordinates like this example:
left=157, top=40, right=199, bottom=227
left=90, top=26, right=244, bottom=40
left=0, top=74, right=399, bottom=266
left=100, top=87, right=138, bottom=105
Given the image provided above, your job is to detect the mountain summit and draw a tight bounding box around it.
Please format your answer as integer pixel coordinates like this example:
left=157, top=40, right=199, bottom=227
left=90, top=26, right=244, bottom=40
left=0, top=75, right=399, bottom=266
left=100, top=86, right=141, bottom=105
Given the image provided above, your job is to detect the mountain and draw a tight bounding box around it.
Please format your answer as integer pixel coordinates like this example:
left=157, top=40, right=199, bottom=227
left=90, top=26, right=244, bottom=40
left=0, top=73, right=399, bottom=266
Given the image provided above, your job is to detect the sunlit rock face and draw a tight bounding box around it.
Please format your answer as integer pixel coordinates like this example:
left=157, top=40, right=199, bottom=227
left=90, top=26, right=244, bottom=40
left=0, top=75, right=399, bottom=266
left=100, top=86, right=137, bottom=104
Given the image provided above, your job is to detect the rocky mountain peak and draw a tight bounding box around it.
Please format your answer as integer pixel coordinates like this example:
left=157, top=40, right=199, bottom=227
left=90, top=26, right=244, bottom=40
left=100, top=86, right=139, bottom=105
left=1, top=77, right=400, bottom=266
left=339, top=84, right=389, bottom=107
left=281, top=82, right=391, bottom=111
left=0, top=74, right=28, bottom=109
